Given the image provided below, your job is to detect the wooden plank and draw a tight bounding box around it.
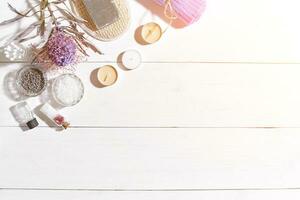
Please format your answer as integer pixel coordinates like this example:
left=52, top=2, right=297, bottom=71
left=2, top=190, right=300, bottom=200
left=1, top=127, right=300, bottom=189
left=0, top=0, right=300, bottom=62
left=1, top=63, right=300, bottom=127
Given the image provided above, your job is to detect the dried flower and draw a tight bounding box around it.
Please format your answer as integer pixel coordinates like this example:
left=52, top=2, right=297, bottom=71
left=0, top=1, right=102, bottom=71
left=47, top=29, right=76, bottom=67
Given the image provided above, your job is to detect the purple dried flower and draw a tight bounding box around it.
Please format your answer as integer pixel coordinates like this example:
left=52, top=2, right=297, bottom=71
left=46, top=30, right=76, bottom=67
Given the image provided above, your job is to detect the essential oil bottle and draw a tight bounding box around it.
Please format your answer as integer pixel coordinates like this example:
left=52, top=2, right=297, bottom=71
left=10, top=102, right=39, bottom=129
left=40, top=103, right=70, bottom=130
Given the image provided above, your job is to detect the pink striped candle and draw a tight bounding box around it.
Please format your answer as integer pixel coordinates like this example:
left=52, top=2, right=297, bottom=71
left=153, top=0, right=206, bottom=25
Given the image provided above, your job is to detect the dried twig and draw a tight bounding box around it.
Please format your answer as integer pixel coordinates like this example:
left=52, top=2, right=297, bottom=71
left=0, top=0, right=102, bottom=61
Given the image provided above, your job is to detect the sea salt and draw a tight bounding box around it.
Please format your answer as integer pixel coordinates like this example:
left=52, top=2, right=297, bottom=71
left=52, top=74, right=84, bottom=107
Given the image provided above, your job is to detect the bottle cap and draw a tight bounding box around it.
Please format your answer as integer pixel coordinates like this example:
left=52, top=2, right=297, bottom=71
left=26, top=118, right=39, bottom=129
left=62, top=122, right=70, bottom=129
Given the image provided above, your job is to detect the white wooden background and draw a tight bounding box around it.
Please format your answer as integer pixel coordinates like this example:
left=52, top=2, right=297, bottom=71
left=1, top=0, right=300, bottom=199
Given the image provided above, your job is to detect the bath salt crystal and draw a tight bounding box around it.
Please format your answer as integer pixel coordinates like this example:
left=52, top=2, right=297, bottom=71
left=4, top=42, right=26, bottom=61
left=52, top=74, right=84, bottom=107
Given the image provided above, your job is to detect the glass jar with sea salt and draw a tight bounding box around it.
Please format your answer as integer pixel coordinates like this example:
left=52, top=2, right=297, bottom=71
left=52, top=74, right=84, bottom=107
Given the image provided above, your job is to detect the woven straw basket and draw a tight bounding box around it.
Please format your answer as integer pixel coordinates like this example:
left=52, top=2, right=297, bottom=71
left=70, top=0, right=130, bottom=41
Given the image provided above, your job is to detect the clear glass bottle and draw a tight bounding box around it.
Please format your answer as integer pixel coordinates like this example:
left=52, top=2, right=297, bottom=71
left=10, top=102, right=39, bottom=129
left=40, top=103, right=70, bottom=130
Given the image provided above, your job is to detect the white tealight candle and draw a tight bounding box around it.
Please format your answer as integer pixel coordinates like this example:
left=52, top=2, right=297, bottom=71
left=121, top=50, right=142, bottom=70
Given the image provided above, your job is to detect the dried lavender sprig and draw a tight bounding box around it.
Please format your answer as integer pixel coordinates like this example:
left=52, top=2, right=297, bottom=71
left=0, top=0, right=101, bottom=58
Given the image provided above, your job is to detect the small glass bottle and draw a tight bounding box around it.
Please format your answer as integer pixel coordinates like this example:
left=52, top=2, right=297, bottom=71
left=10, top=102, right=39, bottom=129
left=40, top=103, right=70, bottom=130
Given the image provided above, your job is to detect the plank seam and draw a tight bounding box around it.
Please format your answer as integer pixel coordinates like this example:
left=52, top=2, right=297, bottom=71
left=2, top=188, right=300, bottom=192
left=1, top=61, right=300, bottom=64
left=0, top=126, right=297, bottom=129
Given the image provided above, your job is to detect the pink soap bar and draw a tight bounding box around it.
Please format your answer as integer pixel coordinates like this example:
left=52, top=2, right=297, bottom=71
left=153, top=0, right=206, bottom=25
